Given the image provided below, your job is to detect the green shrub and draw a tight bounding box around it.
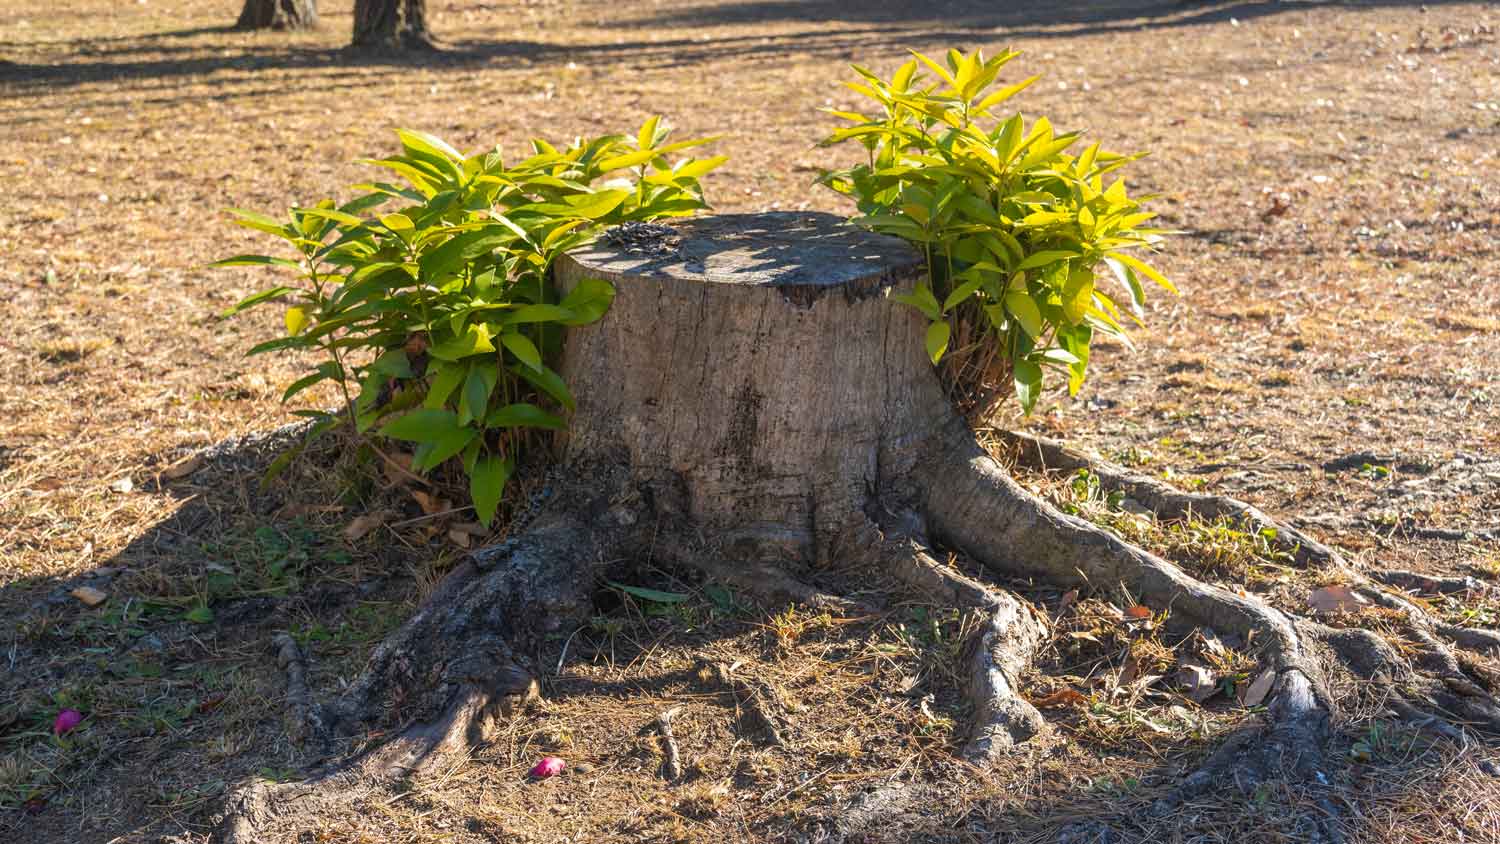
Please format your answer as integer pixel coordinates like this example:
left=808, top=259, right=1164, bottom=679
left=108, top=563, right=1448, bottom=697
left=216, top=120, right=724, bottom=525
left=819, top=48, right=1176, bottom=415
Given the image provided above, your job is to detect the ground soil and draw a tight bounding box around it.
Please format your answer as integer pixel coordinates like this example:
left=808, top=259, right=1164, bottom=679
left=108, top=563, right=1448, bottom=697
left=1, top=1, right=1498, bottom=842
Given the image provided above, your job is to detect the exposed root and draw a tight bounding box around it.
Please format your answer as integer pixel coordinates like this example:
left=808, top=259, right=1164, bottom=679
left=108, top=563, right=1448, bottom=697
left=702, top=660, right=788, bottom=747
left=650, top=534, right=858, bottom=612
left=861, top=532, right=1048, bottom=764
left=925, top=420, right=1500, bottom=828
left=272, top=632, right=328, bottom=748
left=997, top=428, right=1346, bottom=567
left=216, top=498, right=632, bottom=843
left=924, top=420, right=1336, bottom=813
left=1371, top=568, right=1488, bottom=595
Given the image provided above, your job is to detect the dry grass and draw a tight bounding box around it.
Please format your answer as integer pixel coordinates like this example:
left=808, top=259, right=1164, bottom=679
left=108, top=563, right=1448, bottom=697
left=3, top=0, right=1500, bottom=841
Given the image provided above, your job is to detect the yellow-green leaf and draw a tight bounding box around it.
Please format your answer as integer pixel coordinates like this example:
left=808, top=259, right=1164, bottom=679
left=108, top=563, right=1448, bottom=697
left=284, top=306, right=308, bottom=336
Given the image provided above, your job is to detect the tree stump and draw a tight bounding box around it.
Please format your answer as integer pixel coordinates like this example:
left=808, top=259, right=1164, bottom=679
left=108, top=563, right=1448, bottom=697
left=217, top=212, right=1500, bottom=843
left=555, top=212, right=949, bottom=562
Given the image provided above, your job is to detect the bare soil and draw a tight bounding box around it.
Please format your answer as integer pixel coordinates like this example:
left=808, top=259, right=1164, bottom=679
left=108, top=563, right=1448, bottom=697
left=2, top=1, right=1498, bottom=842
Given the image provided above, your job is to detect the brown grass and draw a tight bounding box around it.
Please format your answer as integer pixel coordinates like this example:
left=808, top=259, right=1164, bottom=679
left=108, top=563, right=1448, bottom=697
left=3, top=0, right=1500, bottom=842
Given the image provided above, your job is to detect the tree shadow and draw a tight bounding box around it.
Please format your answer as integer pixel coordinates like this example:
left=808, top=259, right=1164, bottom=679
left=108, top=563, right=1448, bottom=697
left=0, top=0, right=1476, bottom=94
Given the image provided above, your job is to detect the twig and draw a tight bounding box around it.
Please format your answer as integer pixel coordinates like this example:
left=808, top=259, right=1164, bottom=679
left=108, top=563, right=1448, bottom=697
left=655, top=706, right=684, bottom=782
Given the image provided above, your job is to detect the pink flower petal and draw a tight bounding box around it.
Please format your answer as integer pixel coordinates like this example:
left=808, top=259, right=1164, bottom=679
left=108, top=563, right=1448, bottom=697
left=529, top=756, right=565, bottom=778
left=53, top=709, right=83, bottom=736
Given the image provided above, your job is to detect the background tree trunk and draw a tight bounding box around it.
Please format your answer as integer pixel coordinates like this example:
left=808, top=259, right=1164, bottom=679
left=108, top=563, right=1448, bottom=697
left=352, top=0, right=435, bottom=50
left=235, top=0, right=317, bottom=31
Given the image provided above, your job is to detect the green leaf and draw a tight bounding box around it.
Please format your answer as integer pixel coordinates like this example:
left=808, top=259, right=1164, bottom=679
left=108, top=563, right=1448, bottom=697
left=458, top=362, right=498, bottom=426
left=485, top=402, right=566, bottom=430
left=220, top=286, right=298, bottom=318
left=1017, top=250, right=1080, bottom=271
left=925, top=321, right=950, bottom=364
left=1060, top=268, right=1094, bottom=325
left=558, top=277, right=616, bottom=325
left=1106, top=251, right=1177, bottom=294
left=1013, top=359, right=1043, bottom=415
left=210, top=254, right=301, bottom=269
left=606, top=581, right=689, bottom=604
left=184, top=605, right=214, bottom=624
left=378, top=409, right=476, bottom=471
left=893, top=283, right=942, bottom=320
left=510, top=363, right=576, bottom=412
left=499, top=330, right=542, bottom=371
left=470, top=455, right=515, bottom=528
left=1004, top=291, right=1043, bottom=339
left=1056, top=323, right=1092, bottom=395
left=424, top=362, right=465, bottom=409
left=974, top=74, right=1040, bottom=113
left=417, top=229, right=511, bottom=281
left=429, top=323, right=496, bottom=361
left=504, top=304, right=575, bottom=325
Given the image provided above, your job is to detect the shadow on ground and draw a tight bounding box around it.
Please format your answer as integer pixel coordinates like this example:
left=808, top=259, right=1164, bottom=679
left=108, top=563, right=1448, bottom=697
left=3, top=423, right=1495, bottom=843
left=1, top=0, right=1475, bottom=90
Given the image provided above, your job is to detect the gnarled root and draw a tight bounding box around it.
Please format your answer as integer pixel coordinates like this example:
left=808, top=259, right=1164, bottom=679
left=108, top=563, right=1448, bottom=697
left=925, top=420, right=1337, bottom=814
left=929, top=420, right=1500, bottom=827
left=858, top=532, right=1048, bottom=765
left=216, top=501, right=631, bottom=843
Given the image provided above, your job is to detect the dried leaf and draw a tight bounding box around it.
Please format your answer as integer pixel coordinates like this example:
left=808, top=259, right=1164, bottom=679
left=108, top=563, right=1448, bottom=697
left=1057, top=589, right=1079, bottom=616
left=1176, top=663, right=1218, bottom=703
left=1123, top=605, right=1153, bottom=620
left=447, top=527, right=472, bottom=548
left=161, top=453, right=202, bottom=480
left=343, top=511, right=389, bottom=542
left=1031, top=688, right=1087, bottom=708
left=1240, top=668, right=1276, bottom=708
left=1309, top=584, right=1370, bottom=614
left=70, top=586, right=108, bottom=607
left=410, top=489, right=450, bottom=515
left=383, top=451, right=417, bottom=486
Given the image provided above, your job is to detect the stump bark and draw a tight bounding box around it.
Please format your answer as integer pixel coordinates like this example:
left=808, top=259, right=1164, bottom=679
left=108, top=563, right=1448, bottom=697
left=217, top=212, right=1500, bottom=842
left=556, top=213, right=949, bottom=562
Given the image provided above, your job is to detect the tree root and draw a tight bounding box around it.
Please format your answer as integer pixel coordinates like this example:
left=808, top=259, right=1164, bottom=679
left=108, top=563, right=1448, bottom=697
left=857, top=531, right=1049, bottom=765
left=996, top=428, right=1346, bottom=567
left=216, top=496, right=634, bottom=843
left=702, top=660, right=788, bottom=747
left=924, top=420, right=1500, bottom=827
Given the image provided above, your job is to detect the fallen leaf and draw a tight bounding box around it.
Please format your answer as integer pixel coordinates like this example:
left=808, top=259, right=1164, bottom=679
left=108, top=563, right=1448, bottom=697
left=1309, top=584, right=1371, bottom=614
left=1176, top=663, right=1219, bottom=703
left=1123, top=605, right=1153, bottom=620
left=1031, top=688, right=1087, bottom=708
left=447, top=527, right=472, bottom=548
left=69, top=586, right=108, bottom=607
left=1240, top=668, right=1276, bottom=707
left=343, top=511, right=390, bottom=542
left=450, top=522, right=487, bottom=537
left=161, top=453, right=202, bottom=480
left=1057, top=589, right=1079, bottom=616
left=410, top=489, right=451, bottom=515
left=383, top=451, right=417, bottom=486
